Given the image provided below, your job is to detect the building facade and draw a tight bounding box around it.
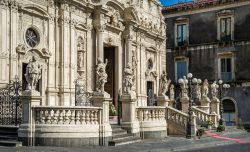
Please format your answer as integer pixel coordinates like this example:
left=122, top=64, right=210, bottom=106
left=162, top=0, right=250, bottom=127
left=0, top=0, right=166, bottom=107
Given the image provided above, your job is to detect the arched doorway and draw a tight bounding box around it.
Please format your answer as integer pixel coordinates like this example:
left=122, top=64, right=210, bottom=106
left=222, top=99, right=237, bottom=126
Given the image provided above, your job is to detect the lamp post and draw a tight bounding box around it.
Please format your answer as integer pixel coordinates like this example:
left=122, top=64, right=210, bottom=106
left=179, top=73, right=194, bottom=139
left=218, top=80, right=230, bottom=125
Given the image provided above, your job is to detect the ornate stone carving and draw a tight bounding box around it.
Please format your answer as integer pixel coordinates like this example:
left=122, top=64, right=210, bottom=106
left=96, top=58, right=108, bottom=93
left=211, top=81, right=219, bottom=99
left=202, top=79, right=209, bottom=99
left=123, top=63, right=135, bottom=96
left=159, top=71, right=171, bottom=96
left=169, top=84, right=175, bottom=101
left=16, top=44, right=27, bottom=54
left=180, top=76, right=188, bottom=99
left=24, top=56, right=42, bottom=91
left=77, top=36, right=86, bottom=79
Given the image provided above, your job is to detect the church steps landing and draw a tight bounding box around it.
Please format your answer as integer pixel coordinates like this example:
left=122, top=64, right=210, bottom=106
left=0, top=125, right=22, bottom=147
left=109, top=125, right=142, bottom=146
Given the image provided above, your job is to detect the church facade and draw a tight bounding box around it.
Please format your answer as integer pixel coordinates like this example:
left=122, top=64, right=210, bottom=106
left=0, top=0, right=166, bottom=107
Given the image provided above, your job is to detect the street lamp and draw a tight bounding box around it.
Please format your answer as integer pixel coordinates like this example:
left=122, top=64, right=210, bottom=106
left=218, top=80, right=230, bottom=125
left=186, top=73, right=193, bottom=139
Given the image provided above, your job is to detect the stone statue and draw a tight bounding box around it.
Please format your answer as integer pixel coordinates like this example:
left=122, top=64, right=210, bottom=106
left=77, top=52, right=84, bottom=69
left=202, top=79, right=209, bottom=99
left=123, top=63, right=135, bottom=95
left=25, top=56, right=42, bottom=91
left=181, top=76, right=188, bottom=98
left=170, top=84, right=175, bottom=101
left=96, top=58, right=108, bottom=93
left=159, top=71, right=171, bottom=96
left=211, top=81, right=219, bottom=99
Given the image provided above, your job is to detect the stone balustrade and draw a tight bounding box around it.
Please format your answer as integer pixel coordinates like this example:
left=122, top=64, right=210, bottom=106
left=137, top=107, right=165, bottom=122
left=192, top=106, right=217, bottom=126
left=166, top=106, right=188, bottom=128
left=33, top=106, right=102, bottom=125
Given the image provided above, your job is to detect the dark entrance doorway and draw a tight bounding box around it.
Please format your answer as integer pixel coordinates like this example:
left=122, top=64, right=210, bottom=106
left=147, top=81, right=155, bottom=106
left=223, top=99, right=236, bottom=126
left=104, top=47, right=116, bottom=107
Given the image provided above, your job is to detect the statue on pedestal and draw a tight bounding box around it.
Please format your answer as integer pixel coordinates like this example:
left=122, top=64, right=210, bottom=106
left=202, top=79, right=209, bottom=99
left=123, top=63, right=135, bottom=95
left=170, top=84, right=175, bottom=101
left=181, top=76, right=188, bottom=98
left=25, top=56, right=42, bottom=91
left=211, top=81, right=219, bottom=99
left=96, top=58, right=108, bottom=93
left=159, top=71, right=171, bottom=96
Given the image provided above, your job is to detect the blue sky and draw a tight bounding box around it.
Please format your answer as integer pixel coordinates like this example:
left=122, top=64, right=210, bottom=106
left=160, top=0, right=193, bottom=6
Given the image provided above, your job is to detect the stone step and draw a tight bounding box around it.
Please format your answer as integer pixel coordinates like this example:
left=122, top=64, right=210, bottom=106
left=0, top=135, right=18, bottom=140
left=0, top=140, right=22, bottom=147
left=112, top=130, right=128, bottom=137
left=112, top=134, right=134, bottom=141
left=109, top=137, right=142, bottom=146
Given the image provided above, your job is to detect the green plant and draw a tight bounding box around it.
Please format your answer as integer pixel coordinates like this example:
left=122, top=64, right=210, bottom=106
left=109, top=103, right=117, bottom=116
left=216, top=125, right=225, bottom=132
left=196, top=127, right=205, bottom=138
left=201, top=120, right=214, bottom=129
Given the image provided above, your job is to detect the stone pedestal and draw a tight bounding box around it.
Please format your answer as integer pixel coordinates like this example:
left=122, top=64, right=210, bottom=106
left=157, top=95, right=170, bottom=107
left=18, top=90, right=42, bottom=146
left=180, top=97, right=189, bottom=113
left=168, top=100, right=176, bottom=108
left=199, top=97, right=211, bottom=113
left=92, top=92, right=112, bottom=146
left=121, top=94, right=140, bottom=135
left=211, top=98, right=220, bottom=116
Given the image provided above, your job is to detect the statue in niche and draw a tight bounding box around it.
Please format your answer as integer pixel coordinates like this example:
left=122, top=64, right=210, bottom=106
left=123, top=63, right=135, bottom=95
left=202, top=79, right=209, bottom=99
left=77, top=52, right=84, bottom=69
left=25, top=56, right=42, bottom=91
left=170, top=84, right=175, bottom=101
left=211, top=81, right=219, bottom=99
left=159, top=71, right=171, bottom=96
left=181, top=76, right=188, bottom=98
left=96, top=58, right=108, bottom=93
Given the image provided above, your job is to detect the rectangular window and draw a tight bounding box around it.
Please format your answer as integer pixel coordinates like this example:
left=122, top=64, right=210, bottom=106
left=220, top=17, right=231, bottom=41
left=177, top=24, right=188, bottom=46
left=176, top=61, right=187, bottom=81
left=221, top=58, right=232, bottom=82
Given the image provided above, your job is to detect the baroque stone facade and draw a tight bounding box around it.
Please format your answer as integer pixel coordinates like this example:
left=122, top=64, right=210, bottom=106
left=0, top=0, right=166, bottom=107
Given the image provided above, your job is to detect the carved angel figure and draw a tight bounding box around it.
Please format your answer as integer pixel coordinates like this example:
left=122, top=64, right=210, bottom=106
left=25, top=56, right=42, bottom=91
left=181, top=76, right=188, bottom=98
left=170, top=84, right=175, bottom=101
left=159, top=71, right=171, bottom=96
left=211, top=81, right=219, bottom=99
left=202, top=79, right=209, bottom=99
left=123, top=63, right=135, bottom=94
left=96, top=58, right=108, bottom=93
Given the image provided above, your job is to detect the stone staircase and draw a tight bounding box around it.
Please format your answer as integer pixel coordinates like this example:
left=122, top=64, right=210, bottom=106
left=0, top=125, right=22, bottom=147
left=109, top=125, right=141, bottom=146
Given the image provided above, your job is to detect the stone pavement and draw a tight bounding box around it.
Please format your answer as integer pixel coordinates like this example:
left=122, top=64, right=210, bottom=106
left=0, top=128, right=249, bottom=152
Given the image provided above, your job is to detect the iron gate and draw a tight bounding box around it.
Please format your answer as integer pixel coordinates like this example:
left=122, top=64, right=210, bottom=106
left=0, top=76, right=22, bottom=126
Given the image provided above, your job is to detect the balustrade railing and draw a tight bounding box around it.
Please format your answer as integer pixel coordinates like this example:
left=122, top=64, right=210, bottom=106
left=192, top=106, right=217, bottom=125
left=137, top=107, right=165, bottom=122
left=33, top=106, right=102, bottom=125
left=166, top=106, right=188, bottom=128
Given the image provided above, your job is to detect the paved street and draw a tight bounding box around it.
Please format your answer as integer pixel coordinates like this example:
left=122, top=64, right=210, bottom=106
left=0, top=128, right=249, bottom=152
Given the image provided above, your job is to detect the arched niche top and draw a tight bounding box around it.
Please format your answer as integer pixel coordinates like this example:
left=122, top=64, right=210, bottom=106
left=105, top=0, right=125, bottom=12
left=16, top=44, right=51, bottom=60
left=20, top=4, right=51, bottom=19
left=75, top=23, right=88, bottom=31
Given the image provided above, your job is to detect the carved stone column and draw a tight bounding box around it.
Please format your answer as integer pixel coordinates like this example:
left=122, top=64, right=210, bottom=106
left=18, top=91, right=42, bottom=146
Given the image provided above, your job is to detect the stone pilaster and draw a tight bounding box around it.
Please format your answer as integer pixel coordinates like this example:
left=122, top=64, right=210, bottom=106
left=180, top=97, right=189, bottom=113
left=157, top=95, right=170, bottom=106
left=121, top=94, right=140, bottom=134
left=18, top=90, right=42, bottom=146
left=199, top=97, right=211, bottom=113
left=92, top=92, right=112, bottom=146
left=210, top=98, right=220, bottom=116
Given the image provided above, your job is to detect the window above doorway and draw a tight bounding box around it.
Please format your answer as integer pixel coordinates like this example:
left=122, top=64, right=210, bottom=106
left=217, top=10, right=234, bottom=42
left=175, top=18, right=189, bottom=47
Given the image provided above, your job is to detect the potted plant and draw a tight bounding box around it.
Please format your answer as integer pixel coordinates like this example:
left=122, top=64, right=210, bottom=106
left=196, top=127, right=205, bottom=139
left=109, top=103, right=118, bottom=122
